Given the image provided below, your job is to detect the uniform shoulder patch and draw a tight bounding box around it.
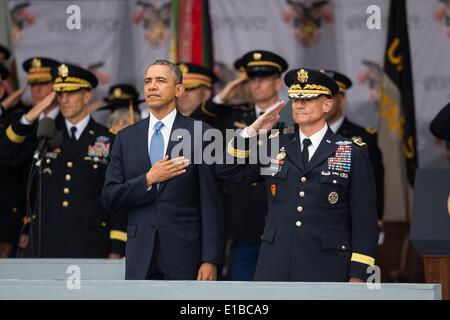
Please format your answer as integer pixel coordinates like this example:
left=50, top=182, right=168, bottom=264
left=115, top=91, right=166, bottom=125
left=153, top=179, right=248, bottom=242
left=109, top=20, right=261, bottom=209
left=365, top=127, right=376, bottom=134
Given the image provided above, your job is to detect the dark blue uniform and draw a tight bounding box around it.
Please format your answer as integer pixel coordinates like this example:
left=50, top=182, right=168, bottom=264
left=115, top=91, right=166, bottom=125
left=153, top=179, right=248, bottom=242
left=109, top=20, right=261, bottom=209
left=0, top=116, right=126, bottom=257
left=217, top=127, right=379, bottom=281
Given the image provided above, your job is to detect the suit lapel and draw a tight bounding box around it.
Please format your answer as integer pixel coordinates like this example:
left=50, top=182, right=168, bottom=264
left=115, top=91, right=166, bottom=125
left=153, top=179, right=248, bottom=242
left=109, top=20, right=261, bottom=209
left=284, top=133, right=304, bottom=171
left=138, top=117, right=151, bottom=173
left=303, top=128, right=338, bottom=175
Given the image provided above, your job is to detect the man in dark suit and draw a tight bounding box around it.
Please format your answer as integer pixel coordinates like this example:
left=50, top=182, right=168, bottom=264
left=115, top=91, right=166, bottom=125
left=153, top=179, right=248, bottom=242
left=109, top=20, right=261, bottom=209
left=0, top=63, right=126, bottom=258
left=217, top=68, right=378, bottom=282
left=322, top=69, right=385, bottom=221
left=102, top=60, right=224, bottom=280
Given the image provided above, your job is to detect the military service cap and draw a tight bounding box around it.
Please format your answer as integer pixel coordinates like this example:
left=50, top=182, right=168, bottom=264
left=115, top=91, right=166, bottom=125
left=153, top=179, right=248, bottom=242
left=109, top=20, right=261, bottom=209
left=22, top=57, right=60, bottom=85
left=284, top=67, right=339, bottom=99
left=321, top=69, right=352, bottom=93
left=52, top=63, right=98, bottom=92
left=239, top=50, right=288, bottom=78
left=99, top=84, right=143, bottom=113
left=177, top=62, right=216, bottom=90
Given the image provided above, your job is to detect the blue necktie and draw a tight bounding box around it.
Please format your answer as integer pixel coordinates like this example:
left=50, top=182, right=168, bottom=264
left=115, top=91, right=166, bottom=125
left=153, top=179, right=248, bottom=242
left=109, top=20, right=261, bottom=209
left=149, top=121, right=165, bottom=189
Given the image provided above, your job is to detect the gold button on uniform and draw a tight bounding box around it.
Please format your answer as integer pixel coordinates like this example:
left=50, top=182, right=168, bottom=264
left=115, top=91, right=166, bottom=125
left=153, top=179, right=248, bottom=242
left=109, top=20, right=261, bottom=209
left=296, top=221, right=302, bottom=227
left=63, top=188, right=70, bottom=194
left=299, top=191, right=305, bottom=197
left=12, top=207, right=18, bottom=213
left=333, top=180, right=337, bottom=184
left=297, top=206, right=303, bottom=213
left=341, top=245, right=346, bottom=250
left=101, top=222, right=107, bottom=227
left=67, top=161, right=73, bottom=168
left=301, top=177, right=307, bottom=183
left=46, top=159, right=51, bottom=164
left=62, top=201, right=69, bottom=207
left=93, top=164, right=98, bottom=170
left=65, top=174, right=71, bottom=181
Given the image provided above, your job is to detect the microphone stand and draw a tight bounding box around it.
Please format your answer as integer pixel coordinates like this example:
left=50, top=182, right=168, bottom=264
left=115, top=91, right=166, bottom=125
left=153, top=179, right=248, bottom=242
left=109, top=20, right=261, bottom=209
left=26, top=143, right=48, bottom=258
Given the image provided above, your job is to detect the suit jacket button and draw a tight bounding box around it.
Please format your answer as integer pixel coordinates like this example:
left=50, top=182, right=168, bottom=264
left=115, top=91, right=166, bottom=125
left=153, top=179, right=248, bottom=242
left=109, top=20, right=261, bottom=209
left=101, top=222, right=107, bottom=227
left=301, top=177, right=307, bottom=183
left=65, top=174, right=71, bottom=181
left=341, top=245, right=346, bottom=250
left=297, top=206, right=303, bottom=213
left=12, top=207, right=18, bottom=213
left=299, top=191, right=305, bottom=197
left=67, top=161, right=73, bottom=168
left=63, top=188, right=70, bottom=194
left=62, top=201, right=69, bottom=207
left=296, top=221, right=302, bottom=227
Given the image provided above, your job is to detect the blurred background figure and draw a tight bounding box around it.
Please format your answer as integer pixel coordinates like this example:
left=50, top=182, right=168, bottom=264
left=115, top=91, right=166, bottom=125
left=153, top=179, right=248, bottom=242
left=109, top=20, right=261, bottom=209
left=97, top=84, right=143, bottom=134
left=176, top=62, right=215, bottom=117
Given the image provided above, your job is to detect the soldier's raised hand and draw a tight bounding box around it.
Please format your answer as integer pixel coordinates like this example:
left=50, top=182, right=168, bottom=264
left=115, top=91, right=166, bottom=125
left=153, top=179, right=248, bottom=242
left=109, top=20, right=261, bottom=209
left=216, top=76, right=247, bottom=103
left=1, top=87, right=27, bottom=110
left=247, top=100, right=285, bottom=136
left=24, top=91, right=57, bottom=123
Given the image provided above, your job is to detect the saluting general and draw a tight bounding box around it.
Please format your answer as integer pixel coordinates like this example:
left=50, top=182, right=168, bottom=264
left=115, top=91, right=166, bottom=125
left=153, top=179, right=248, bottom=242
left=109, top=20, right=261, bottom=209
left=217, top=68, right=379, bottom=282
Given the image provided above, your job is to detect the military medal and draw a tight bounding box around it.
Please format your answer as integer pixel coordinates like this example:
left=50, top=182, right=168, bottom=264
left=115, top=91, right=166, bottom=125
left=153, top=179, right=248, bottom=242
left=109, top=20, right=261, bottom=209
left=276, top=152, right=286, bottom=160
left=271, top=184, right=277, bottom=196
left=327, top=144, right=352, bottom=173
left=328, top=191, right=339, bottom=204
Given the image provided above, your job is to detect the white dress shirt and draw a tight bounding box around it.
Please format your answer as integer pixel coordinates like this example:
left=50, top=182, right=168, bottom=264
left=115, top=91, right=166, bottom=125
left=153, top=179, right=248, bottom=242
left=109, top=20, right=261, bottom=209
left=65, top=114, right=90, bottom=140
left=299, top=123, right=328, bottom=161
left=328, top=114, right=345, bottom=134
left=147, top=107, right=177, bottom=157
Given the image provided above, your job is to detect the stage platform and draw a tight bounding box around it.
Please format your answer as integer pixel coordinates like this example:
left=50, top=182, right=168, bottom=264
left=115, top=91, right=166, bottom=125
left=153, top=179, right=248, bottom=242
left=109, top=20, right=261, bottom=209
left=0, top=259, right=441, bottom=300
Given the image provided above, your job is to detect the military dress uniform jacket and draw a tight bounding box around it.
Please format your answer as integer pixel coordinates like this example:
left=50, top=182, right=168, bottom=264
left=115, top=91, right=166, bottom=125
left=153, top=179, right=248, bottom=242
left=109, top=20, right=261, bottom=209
left=0, top=116, right=126, bottom=257
left=217, top=127, right=379, bottom=281
left=0, top=103, right=29, bottom=242
left=191, top=99, right=270, bottom=245
left=337, top=118, right=384, bottom=220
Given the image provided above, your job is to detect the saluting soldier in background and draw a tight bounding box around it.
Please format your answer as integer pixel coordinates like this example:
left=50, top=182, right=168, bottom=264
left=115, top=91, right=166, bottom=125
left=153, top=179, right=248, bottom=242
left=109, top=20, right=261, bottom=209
left=322, top=69, right=385, bottom=221
left=218, top=68, right=378, bottom=282
left=0, top=63, right=126, bottom=258
left=0, top=56, right=60, bottom=257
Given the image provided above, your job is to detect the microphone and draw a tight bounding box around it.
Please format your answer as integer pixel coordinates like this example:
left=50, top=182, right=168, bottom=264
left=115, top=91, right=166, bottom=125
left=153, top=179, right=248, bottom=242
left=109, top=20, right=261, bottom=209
left=47, top=130, right=63, bottom=149
left=33, top=117, right=56, bottom=160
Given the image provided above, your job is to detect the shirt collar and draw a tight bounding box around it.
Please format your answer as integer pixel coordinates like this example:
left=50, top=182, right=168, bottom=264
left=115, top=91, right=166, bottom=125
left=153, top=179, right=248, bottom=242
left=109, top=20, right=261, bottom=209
left=65, top=114, right=91, bottom=136
left=328, top=115, right=345, bottom=133
left=299, top=123, right=328, bottom=149
left=149, top=107, right=177, bottom=132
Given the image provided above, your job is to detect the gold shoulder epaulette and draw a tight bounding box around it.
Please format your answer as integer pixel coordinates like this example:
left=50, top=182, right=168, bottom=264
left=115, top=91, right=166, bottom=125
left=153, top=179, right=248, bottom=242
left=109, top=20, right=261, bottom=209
left=365, top=127, right=376, bottom=134
left=109, top=127, right=118, bottom=135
